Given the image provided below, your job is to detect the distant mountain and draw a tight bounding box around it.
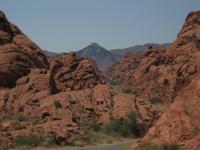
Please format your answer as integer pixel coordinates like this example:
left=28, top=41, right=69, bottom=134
left=43, top=50, right=59, bottom=57
left=111, top=43, right=171, bottom=55
left=44, top=43, right=171, bottom=70
left=77, top=43, right=122, bottom=71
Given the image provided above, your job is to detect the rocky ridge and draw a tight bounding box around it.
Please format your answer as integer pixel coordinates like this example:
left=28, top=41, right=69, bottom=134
left=128, top=10, right=200, bottom=150
left=77, top=43, right=122, bottom=71
left=0, top=10, right=161, bottom=149
left=0, top=10, right=48, bottom=88
left=108, top=11, right=200, bottom=103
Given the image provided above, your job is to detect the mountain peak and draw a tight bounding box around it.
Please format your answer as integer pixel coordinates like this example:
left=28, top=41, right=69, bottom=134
left=80, top=42, right=108, bottom=53
left=90, top=42, right=100, bottom=47
left=77, top=42, right=122, bottom=70
left=87, top=42, right=105, bottom=50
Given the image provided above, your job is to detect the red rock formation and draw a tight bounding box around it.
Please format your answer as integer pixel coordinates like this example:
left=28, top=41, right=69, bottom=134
left=135, top=78, right=200, bottom=149
left=0, top=10, right=106, bottom=148
left=0, top=10, right=161, bottom=149
left=0, top=11, right=48, bottom=88
left=49, top=52, right=106, bottom=91
left=107, top=52, right=142, bottom=81
left=0, top=80, right=160, bottom=148
left=130, top=10, right=200, bottom=150
left=108, top=15, right=200, bottom=102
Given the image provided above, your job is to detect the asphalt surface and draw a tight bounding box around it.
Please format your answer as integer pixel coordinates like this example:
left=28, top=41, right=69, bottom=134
left=60, top=140, right=136, bottom=150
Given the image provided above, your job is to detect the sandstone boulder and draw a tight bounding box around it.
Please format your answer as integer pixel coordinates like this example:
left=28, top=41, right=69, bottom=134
left=0, top=11, right=48, bottom=88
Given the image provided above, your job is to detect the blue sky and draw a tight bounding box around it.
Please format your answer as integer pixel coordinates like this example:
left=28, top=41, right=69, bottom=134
left=0, top=0, right=199, bottom=52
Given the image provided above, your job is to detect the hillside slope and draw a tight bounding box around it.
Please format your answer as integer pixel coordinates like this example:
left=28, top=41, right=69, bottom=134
left=111, top=43, right=171, bottom=55
left=0, top=11, right=162, bottom=149
left=77, top=43, right=122, bottom=71
left=129, top=10, right=200, bottom=150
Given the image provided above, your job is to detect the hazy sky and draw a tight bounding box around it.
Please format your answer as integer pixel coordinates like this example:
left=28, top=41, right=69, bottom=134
left=0, top=0, right=199, bottom=52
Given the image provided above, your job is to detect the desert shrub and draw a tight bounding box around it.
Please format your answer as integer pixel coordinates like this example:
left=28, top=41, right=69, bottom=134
left=88, top=121, right=101, bottom=132
left=128, top=112, right=147, bottom=137
left=102, top=112, right=147, bottom=137
left=17, top=115, right=29, bottom=122
left=1, top=107, right=8, bottom=112
left=0, top=114, right=39, bottom=122
left=121, top=88, right=132, bottom=93
left=0, top=116, right=7, bottom=122
left=131, top=89, right=140, bottom=95
left=144, top=67, right=150, bottom=73
left=69, top=63, right=79, bottom=70
left=67, top=132, right=94, bottom=147
left=140, top=143, right=163, bottom=150
left=15, top=135, right=45, bottom=147
left=67, top=130, right=117, bottom=147
left=103, top=119, right=130, bottom=136
left=121, top=88, right=139, bottom=95
left=110, top=80, right=124, bottom=86
left=163, top=144, right=179, bottom=150
left=15, top=134, right=56, bottom=148
left=13, top=121, right=26, bottom=130
left=54, top=100, right=62, bottom=109
left=149, top=97, right=164, bottom=105
left=31, top=117, right=40, bottom=125
left=139, top=143, right=179, bottom=150
left=15, top=115, right=41, bottom=125
left=45, top=135, right=56, bottom=146
left=0, top=39, right=4, bottom=45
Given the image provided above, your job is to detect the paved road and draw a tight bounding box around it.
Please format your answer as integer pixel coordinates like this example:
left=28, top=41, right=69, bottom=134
left=59, top=140, right=136, bottom=150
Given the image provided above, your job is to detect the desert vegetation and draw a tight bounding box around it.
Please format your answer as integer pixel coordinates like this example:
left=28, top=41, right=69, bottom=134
left=139, top=143, right=179, bottom=150
left=54, top=100, right=62, bottom=109
left=10, top=134, right=56, bottom=150
left=121, top=88, right=139, bottom=96
left=148, top=97, right=164, bottom=105
left=111, top=79, right=140, bottom=96
left=66, top=112, right=148, bottom=147
left=102, top=112, right=147, bottom=137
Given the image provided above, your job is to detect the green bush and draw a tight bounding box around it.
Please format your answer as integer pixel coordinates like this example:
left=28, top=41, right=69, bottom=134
left=88, top=121, right=101, bottom=132
left=15, top=134, right=56, bottom=148
left=67, top=132, right=94, bottom=147
left=31, top=117, right=40, bottom=125
left=103, top=119, right=130, bottom=136
left=17, top=115, right=29, bottom=122
left=110, top=80, right=124, bottom=86
left=121, top=88, right=139, bottom=95
left=13, top=121, right=26, bottom=130
left=139, top=143, right=179, bottom=150
left=149, top=97, right=164, bottom=105
left=163, top=144, right=179, bottom=150
left=140, top=143, right=163, bottom=150
left=54, top=100, right=62, bottom=109
left=121, top=88, right=132, bottom=93
left=69, top=63, right=79, bottom=70
left=102, top=112, right=147, bottom=137
left=15, top=135, right=45, bottom=147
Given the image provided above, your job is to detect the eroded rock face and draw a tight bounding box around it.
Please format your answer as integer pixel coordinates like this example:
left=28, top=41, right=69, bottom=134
left=0, top=10, right=173, bottom=150
left=0, top=11, right=48, bottom=88
left=0, top=50, right=108, bottom=147
left=0, top=57, right=160, bottom=149
left=0, top=10, right=161, bottom=149
left=108, top=10, right=200, bottom=103
left=132, top=77, right=200, bottom=150
left=49, top=52, right=106, bottom=91
left=130, top=10, right=200, bottom=150
left=0, top=10, right=108, bottom=148
left=107, top=52, right=143, bottom=81
left=0, top=78, right=161, bottom=148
